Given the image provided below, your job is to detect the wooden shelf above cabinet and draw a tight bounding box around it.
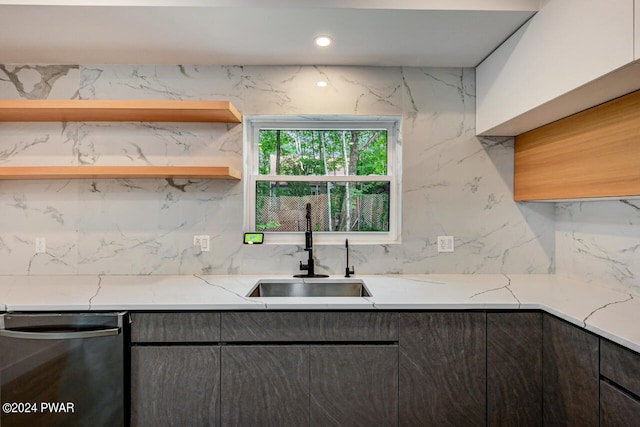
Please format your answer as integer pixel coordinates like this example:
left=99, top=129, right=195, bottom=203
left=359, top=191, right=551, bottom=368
left=0, top=166, right=242, bottom=181
left=514, top=89, right=640, bottom=201
left=0, top=100, right=242, bottom=123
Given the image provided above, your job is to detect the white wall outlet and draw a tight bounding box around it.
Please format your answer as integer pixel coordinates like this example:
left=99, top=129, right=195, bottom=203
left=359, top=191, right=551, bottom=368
left=193, top=235, right=210, bottom=252
left=35, top=237, right=46, bottom=254
left=437, top=235, right=454, bottom=253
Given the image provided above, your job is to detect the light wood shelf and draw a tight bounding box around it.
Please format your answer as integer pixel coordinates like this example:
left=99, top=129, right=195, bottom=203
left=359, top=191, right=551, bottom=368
left=514, top=89, right=640, bottom=201
left=0, top=99, right=242, bottom=182
left=0, top=166, right=241, bottom=181
left=0, top=99, right=242, bottom=123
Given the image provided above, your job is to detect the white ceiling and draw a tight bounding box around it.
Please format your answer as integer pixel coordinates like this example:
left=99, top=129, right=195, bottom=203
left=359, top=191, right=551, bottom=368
left=0, top=0, right=539, bottom=67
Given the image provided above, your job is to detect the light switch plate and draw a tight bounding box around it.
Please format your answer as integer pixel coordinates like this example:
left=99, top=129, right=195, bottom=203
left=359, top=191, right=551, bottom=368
left=437, top=236, right=454, bottom=253
left=35, top=237, right=46, bottom=253
left=193, top=235, right=210, bottom=252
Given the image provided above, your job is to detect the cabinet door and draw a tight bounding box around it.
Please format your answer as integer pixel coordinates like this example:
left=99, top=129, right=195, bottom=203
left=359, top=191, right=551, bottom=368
left=309, top=345, right=398, bottom=426
left=131, top=312, right=220, bottom=343
left=221, top=311, right=397, bottom=342
left=543, top=314, right=599, bottom=426
left=131, top=346, right=220, bottom=426
left=601, top=338, right=640, bottom=397
left=600, top=380, right=640, bottom=426
left=476, top=0, right=634, bottom=136
left=487, top=312, right=542, bottom=426
left=221, top=346, right=309, bottom=426
left=399, top=312, right=486, bottom=426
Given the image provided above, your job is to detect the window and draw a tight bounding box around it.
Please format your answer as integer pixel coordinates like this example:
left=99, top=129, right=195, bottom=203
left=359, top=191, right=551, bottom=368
left=244, top=116, right=401, bottom=244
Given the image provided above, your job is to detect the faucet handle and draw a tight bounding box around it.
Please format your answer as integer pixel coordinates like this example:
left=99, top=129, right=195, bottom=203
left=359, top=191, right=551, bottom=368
left=345, top=266, right=355, bottom=278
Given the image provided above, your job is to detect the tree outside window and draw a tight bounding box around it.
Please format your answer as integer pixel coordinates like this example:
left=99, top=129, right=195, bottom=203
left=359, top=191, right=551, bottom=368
left=245, top=118, right=401, bottom=244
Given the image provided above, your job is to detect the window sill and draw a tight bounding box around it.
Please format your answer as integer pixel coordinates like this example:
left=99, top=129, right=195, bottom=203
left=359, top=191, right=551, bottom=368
left=256, top=231, right=400, bottom=246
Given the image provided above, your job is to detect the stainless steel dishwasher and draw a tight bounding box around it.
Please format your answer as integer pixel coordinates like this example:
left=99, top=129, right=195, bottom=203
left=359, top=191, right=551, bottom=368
left=0, top=312, right=128, bottom=427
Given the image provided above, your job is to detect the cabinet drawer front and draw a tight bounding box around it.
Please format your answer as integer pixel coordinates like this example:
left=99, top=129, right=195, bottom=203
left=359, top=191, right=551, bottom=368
left=131, top=312, right=220, bottom=342
left=221, top=311, right=398, bottom=342
left=600, top=380, right=640, bottom=426
left=601, top=339, right=640, bottom=396
left=131, top=346, right=220, bottom=426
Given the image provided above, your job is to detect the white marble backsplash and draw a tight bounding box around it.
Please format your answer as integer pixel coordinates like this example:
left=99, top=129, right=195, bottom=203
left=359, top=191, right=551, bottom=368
left=2, top=64, right=556, bottom=276
left=556, top=200, right=640, bottom=294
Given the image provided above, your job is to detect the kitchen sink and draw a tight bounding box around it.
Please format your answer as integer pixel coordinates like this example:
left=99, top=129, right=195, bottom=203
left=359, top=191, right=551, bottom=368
left=247, top=279, right=371, bottom=297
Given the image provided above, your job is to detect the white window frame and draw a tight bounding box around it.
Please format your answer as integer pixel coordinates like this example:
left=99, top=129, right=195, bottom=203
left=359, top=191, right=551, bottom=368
left=243, top=115, right=402, bottom=245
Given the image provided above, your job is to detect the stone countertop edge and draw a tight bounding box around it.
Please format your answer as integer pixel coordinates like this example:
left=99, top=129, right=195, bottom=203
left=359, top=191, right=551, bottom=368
left=0, top=273, right=637, bottom=353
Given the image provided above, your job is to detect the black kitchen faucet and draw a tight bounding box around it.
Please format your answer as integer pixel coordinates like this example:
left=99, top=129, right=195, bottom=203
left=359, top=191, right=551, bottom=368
left=294, top=203, right=328, bottom=278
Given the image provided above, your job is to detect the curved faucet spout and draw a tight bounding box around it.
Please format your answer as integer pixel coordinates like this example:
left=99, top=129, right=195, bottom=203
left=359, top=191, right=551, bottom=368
left=294, top=203, right=328, bottom=278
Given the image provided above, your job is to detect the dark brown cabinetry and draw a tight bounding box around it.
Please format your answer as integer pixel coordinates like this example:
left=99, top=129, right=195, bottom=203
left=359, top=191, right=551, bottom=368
left=220, top=311, right=398, bottom=342
left=220, top=343, right=399, bottom=426
left=487, top=312, right=542, bottom=426
left=131, top=311, right=398, bottom=426
left=600, top=338, right=640, bottom=426
left=128, top=310, right=640, bottom=427
left=543, top=314, right=599, bottom=426
left=131, top=312, right=221, bottom=342
left=600, top=380, right=640, bottom=426
left=399, top=312, right=486, bottom=426
left=131, top=346, right=221, bottom=426
left=130, top=312, right=222, bottom=426
left=600, top=338, right=640, bottom=396
left=220, top=311, right=399, bottom=426
left=309, top=345, right=399, bottom=426
left=221, top=345, right=310, bottom=426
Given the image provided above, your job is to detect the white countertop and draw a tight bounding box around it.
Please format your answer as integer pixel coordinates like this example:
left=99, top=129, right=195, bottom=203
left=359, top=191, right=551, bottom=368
left=0, top=274, right=638, bottom=353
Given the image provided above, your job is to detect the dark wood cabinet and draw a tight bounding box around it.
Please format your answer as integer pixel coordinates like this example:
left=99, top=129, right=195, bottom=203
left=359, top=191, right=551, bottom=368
left=309, top=345, right=398, bottom=426
left=399, top=312, right=486, bottom=426
left=600, top=338, right=640, bottom=397
left=543, top=314, right=599, bottom=426
left=220, top=312, right=399, bottom=426
left=600, top=380, right=640, bottom=426
left=220, top=311, right=398, bottom=342
left=130, top=312, right=222, bottom=426
left=129, top=310, right=640, bottom=427
left=131, top=312, right=220, bottom=342
left=487, top=312, right=542, bottom=426
left=600, top=338, right=640, bottom=426
left=221, top=345, right=310, bottom=426
left=131, top=346, right=220, bottom=426
left=220, top=344, right=399, bottom=427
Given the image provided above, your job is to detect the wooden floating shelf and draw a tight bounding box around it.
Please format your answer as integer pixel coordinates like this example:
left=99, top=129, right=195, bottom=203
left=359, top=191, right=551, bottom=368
left=0, top=100, right=242, bottom=123
left=0, top=166, right=242, bottom=181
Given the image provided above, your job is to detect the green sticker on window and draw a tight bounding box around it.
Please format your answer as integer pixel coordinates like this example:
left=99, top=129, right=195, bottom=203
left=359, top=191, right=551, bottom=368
left=244, top=232, right=264, bottom=244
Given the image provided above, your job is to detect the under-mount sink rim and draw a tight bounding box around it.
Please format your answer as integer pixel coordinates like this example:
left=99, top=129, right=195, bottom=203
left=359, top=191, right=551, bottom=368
left=247, top=278, right=372, bottom=298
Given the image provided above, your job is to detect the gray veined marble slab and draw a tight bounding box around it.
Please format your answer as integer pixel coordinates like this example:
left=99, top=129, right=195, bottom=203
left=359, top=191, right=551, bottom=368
left=0, top=274, right=638, bottom=353
left=0, top=64, right=556, bottom=278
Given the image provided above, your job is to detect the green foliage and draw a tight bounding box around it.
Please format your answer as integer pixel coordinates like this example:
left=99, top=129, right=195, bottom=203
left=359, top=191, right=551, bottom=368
left=256, top=128, right=390, bottom=232
left=256, top=220, right=282, bottom=231
left=258, top=129, right=387, bottom=179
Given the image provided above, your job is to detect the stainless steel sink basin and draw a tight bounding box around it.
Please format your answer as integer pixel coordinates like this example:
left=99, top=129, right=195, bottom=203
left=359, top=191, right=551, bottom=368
left=248, top=279, right=371, bottom=297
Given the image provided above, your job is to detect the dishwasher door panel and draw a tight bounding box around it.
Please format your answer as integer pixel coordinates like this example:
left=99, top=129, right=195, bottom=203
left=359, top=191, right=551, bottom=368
left=0, top=312, right=127, bottom=427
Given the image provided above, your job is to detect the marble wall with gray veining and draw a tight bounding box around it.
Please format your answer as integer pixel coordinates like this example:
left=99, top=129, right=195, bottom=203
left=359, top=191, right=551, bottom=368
left=556, top=200, right=640, bottom=294
left=0, top=64, right=556, bottom=276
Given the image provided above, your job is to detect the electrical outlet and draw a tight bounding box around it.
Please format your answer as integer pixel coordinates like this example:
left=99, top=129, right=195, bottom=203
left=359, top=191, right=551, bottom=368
left=35, top=237, right=46, bottom=254
left=193, top=235, right=210, bottom=252
left=437, top=236, right=454, bottom=253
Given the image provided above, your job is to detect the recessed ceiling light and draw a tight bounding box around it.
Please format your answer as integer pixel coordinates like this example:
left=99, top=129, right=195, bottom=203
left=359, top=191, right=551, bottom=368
left=314, top=36, right=332, bottom=47
left=317, top=81, right=328, bottom=88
